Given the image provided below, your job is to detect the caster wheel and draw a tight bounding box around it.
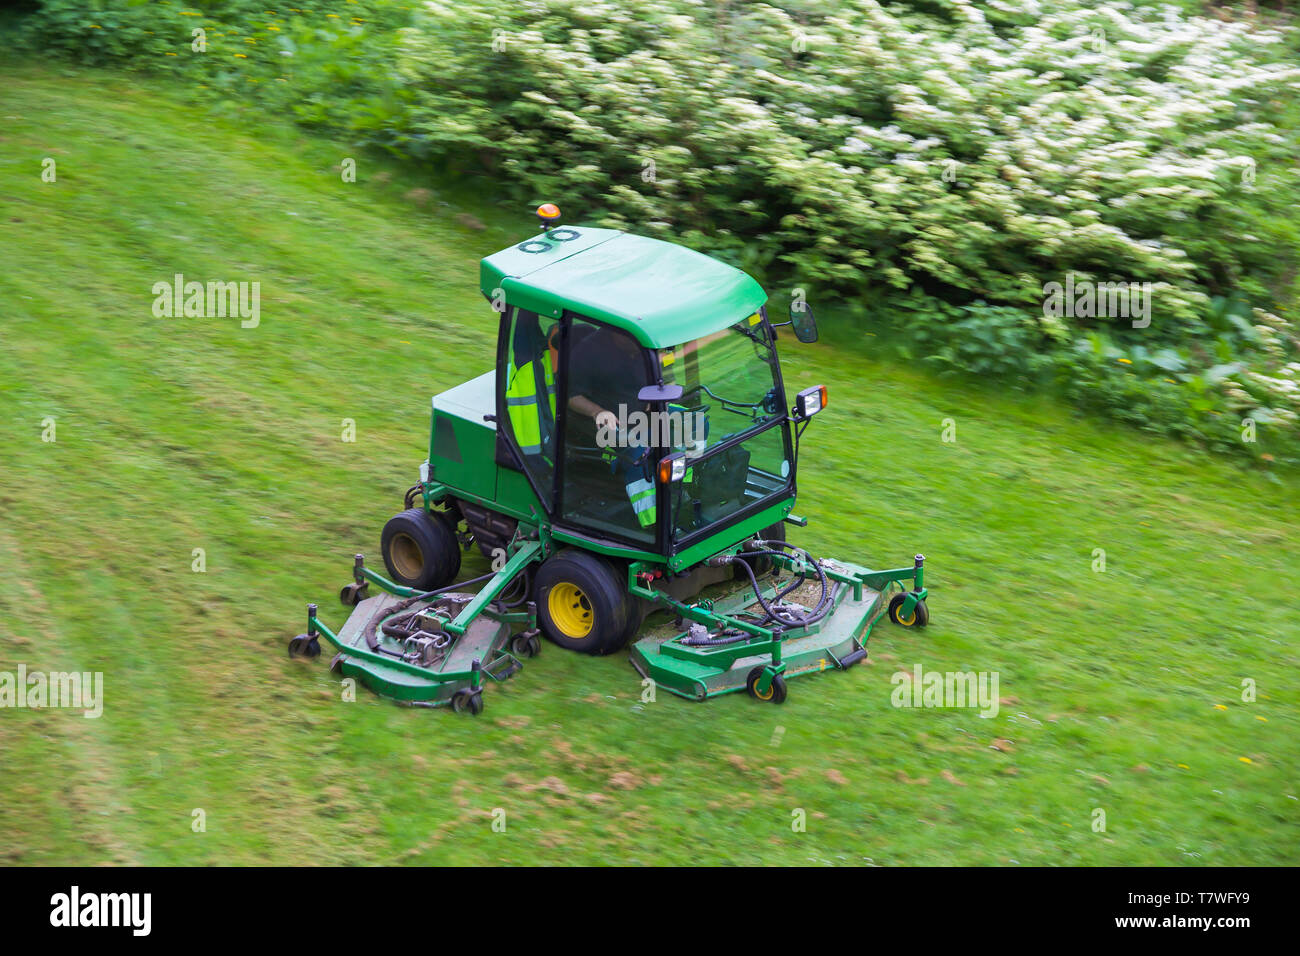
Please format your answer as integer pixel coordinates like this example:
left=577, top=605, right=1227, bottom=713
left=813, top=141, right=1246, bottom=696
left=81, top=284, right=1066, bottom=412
left=511, top=632, right=541, bottom=658
left=888, top=593, right=929, bottom=628
left=451, top=689, right=484, bottom=716
left=746, top=667, right=788, bottom=704
left=288, top=634, right=321, bottom=658
left=340, top=582, right=369, bottom=606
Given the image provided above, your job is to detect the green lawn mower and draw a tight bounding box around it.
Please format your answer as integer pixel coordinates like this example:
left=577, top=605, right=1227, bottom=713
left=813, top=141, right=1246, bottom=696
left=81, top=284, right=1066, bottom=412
left=288, top=204, right=930, bottom=712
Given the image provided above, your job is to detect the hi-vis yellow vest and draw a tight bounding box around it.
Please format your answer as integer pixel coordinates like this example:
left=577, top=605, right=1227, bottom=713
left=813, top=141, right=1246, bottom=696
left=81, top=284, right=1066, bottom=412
left=625, top=476, right=656, bottom=528
left=505, top=360, right=556, bottom=456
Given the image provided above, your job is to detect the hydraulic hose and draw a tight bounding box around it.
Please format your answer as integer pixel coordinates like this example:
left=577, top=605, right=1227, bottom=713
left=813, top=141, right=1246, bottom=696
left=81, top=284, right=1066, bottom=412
left=728, top=542, right=834, bottom=629
left=678, top=627, right=749, bottom=647
left=363, top=570, right=500, bottom=648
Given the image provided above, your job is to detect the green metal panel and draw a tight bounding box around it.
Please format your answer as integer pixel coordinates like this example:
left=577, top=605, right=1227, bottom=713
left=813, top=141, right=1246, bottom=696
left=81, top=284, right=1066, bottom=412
left=480, top=227, right=622, bottom=297
left=549, top=527, right=663, bottom=563
left=482, top=230, right=768, bottom=348
left=494, top=466, right=545, bottom=521
left=429, top=372, right=497, bottom=498
left=427, top=370, right=550, bottom=518
left=669, top=496, right=794, bottom=571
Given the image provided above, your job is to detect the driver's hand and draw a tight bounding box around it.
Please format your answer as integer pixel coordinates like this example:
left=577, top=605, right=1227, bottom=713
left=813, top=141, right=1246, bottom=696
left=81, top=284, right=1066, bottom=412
left=595, top=410, right=618, bottom=433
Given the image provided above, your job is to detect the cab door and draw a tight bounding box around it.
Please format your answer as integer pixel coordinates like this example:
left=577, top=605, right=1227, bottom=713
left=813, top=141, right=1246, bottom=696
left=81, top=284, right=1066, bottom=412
left=496, top=306, right=561, bottom=511
left=556, top=315, right=657, bottom=544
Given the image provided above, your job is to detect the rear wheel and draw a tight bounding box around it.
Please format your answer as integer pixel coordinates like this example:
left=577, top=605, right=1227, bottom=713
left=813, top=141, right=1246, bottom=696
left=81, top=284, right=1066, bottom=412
left=535, top=549, right=632, bottom=655
left=380, top=508, right=461, bottom=591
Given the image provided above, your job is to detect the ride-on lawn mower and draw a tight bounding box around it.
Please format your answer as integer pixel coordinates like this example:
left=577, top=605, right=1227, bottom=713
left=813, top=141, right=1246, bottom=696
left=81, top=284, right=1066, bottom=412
left=288, top=204, right=930, bottom=713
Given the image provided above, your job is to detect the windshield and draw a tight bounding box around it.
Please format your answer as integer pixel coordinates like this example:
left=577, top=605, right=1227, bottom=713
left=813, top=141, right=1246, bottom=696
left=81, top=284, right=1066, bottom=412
left=657, top=313, right=792, bottom=539
left=657, top=312, right=782, bottom=454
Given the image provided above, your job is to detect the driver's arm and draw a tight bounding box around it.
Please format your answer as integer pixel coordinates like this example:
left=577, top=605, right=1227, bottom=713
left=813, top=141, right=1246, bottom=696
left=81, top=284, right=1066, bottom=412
left=569, top=393, right=617, bottom=432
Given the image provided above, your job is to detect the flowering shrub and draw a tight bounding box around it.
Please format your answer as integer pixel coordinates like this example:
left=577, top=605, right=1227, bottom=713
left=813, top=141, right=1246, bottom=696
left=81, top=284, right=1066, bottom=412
left=19, top=0, right=1300, bottom=460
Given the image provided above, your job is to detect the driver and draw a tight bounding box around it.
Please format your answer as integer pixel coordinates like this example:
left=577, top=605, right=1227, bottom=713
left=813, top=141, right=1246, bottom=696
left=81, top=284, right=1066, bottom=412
left=567, top=325, right=657, bottom=530
left=567, top=325, right=642, bottom=437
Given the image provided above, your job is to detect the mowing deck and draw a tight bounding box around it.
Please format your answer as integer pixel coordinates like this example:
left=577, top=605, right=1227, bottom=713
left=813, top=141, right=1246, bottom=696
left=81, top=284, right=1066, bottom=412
left=331, top=592, right=515, bottom=705
left=629, top=573, right=887, bottom=701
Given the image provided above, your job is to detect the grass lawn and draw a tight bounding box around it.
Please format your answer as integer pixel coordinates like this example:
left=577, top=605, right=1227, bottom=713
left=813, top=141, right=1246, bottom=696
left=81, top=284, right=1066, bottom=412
left=0, top=63, right=1296, bottom=865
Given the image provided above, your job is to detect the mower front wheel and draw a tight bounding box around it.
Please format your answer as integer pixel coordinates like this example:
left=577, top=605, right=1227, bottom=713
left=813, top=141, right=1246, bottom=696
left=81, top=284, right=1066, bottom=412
left=511, top=631, right=542, bottom=658
left=288, top=634, right=320, bottom=658
left=339, top=582, right=369, bottom=606
left=746, top=667, right=787, bottom=704
left=888, top=593, right=929, bottom=628
left=451, top=688, right=484, bottom=716
left=534, top=549, right=632, bottom=655
left=381, top=508, right=461, bottom=592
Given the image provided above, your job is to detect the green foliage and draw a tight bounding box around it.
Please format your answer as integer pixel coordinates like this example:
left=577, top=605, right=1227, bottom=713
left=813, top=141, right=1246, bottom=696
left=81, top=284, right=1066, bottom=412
left=21, top=1, right=414, bottom=146
left=4, top=67, right=1299, bottom=865
left=15, top=0, right=1300, bottom=461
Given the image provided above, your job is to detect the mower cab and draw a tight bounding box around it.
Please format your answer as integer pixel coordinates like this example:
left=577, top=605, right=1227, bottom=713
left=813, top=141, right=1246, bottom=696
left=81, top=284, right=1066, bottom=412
left=289, top=205, right=931, bottom=711
left=470, top=213, right=815, bottom=560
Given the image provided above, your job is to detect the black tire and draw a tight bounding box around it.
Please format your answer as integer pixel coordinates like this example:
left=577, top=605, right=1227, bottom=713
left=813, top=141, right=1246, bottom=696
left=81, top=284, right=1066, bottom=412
left=452, top=689, right=483, bottom=715
left=888, top=592, right=929, bottom=628
left=339, top=582, right=368, bottom=606
left=380, top=508, right=461, bottom=591
left=618, top=597, right=648, bottom=649
left=511, top=631, right=541, bottom=658
left=746, top=666, right=788, bottom=703
left=288, top=635, right=320, bottom=659
left=534, top=549, right=632, bottom=655
left=738, top=520, right=787, bottom=578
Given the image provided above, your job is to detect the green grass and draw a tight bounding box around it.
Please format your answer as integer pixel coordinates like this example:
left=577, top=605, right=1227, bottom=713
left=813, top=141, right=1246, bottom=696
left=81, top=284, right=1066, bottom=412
left=0, top=63, right=1297, bottom=866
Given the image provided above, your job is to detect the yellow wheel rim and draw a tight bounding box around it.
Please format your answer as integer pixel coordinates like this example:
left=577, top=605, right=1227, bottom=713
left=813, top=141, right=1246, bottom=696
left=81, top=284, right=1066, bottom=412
left=753, top=679, right=775, bottom=701
left=896, top=605, right=916, bottom=626
left=548, top=582, right=593, bottom=639
left=390, top=533, right=424, bottom=580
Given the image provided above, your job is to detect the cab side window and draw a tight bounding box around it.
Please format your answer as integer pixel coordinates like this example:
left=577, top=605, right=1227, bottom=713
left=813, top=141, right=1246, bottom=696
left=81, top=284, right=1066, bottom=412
left=501, top=308, right=560, bottom=499
left=560, top=317, right=655, bottom=543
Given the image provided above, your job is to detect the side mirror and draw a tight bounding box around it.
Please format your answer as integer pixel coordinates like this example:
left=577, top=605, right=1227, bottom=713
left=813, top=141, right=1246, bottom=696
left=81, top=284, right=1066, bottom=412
left=638, top=382, right=684, bottom=402
left=790, top=303, right=818, bottom=343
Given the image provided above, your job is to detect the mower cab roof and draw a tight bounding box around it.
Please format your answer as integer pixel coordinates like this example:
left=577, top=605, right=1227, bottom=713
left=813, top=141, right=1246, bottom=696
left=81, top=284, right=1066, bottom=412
left=480, top=226, right=768, bottom=349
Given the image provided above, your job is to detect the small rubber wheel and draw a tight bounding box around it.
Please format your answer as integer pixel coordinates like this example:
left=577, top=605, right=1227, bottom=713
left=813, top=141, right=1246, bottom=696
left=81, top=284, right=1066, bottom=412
left=888, top=593, right=930, bottom=628
left=452, top=689, right=484, bottom=715
left=339, top=582, right=369, bottom=606
left=288, top=635, right=320, bottom=658
left=746, top=666, right=788, bottom=703
left=534, top=549, right=632, bottom=655
left=329, top=653, right=346, bottom=675
left=381, top=508, right=461, bottom=591
left=511, top=632, right=540, bottom=658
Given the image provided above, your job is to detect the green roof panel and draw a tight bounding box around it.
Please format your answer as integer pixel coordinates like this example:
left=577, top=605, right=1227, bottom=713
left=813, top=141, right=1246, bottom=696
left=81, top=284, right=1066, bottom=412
left=480, top=229, right=768, bottom=348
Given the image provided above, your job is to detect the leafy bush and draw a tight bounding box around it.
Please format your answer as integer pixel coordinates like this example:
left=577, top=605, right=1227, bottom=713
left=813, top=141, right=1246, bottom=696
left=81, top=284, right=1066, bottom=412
left=392, top=0, right=1300, bottom=460
left=16, top=0, right=1300, bottom=462
left=21, top=1, right=414, bottom=146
